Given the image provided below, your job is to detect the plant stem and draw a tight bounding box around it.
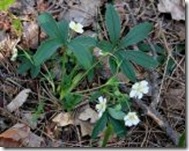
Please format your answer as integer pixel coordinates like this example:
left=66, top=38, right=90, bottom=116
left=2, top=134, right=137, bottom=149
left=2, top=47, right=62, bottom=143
left=74, top=83, right=108, bottom=94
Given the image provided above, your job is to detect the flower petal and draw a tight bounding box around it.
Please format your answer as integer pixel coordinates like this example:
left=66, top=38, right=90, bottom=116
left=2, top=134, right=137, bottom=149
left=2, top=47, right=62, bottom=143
left=77, top=23, right=84, bottom=29
left=129, top=90, right=137, bottom=98
left=142, top=87, right=149, bottom=94
left=140, top=80, right=148, bottom=86
left=98, top=111, right=103, bottom=118
left=69, top=21, right=75, bottom=29
left=137, top=93, right=143, bottom=99
left=133, top=118, right=140, bottom=125
left=76, top=28, right=84, bottom=34
left=132, top=83, right=139, bottom=89
left=95, top=104, right=101, bottom=111
left=98, top=96, right=104, bottom=103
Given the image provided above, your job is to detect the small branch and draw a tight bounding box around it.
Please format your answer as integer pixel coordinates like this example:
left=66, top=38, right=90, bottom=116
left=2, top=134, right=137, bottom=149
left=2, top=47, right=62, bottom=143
left=134, top=99, right=179, bottom=145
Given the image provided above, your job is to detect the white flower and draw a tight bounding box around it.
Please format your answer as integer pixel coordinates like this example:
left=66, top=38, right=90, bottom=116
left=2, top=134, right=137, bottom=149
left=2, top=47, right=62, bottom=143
left=95, top=96, right=107, bottom=118
left=129, top=80, right=149, bottom=99
left=69, top=21, right=84, bottom=34
left=124, top=112, right=140, bottom=127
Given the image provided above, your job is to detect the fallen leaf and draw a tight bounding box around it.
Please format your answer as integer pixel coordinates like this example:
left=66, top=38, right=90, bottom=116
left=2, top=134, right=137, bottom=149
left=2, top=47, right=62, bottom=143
left=52, top=103, right=98, bottom=137
left=9, top=0, right=37, bottom=15
left=52, top=112, right=74, bottom=127
left=0, top=137, right=22, bottom=147
left=22, top=21, right=39, bottom=49
left=158, top=0, right=185, bottom=21
left=59, top=0, right=103, bottom=27
left=78, top=107, right=98, bottom=124
left=7, top=89, right=31, bottom=112
left=77, top=120, right=93, bottom=137
left=0, top=123, right=44, bottom=147
left=0, top=123, right=29, bottom=147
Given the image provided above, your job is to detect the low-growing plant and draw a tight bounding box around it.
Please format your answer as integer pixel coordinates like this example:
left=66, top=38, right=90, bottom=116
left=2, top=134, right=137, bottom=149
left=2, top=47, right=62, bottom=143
left=17, top=4, right=158, bottom=146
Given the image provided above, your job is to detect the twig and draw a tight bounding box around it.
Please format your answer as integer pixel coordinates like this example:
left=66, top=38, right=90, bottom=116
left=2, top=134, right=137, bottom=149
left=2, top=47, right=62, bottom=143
left=150, top=30, right=172, bottom=108
left=134, top=99, right=179, bottom=145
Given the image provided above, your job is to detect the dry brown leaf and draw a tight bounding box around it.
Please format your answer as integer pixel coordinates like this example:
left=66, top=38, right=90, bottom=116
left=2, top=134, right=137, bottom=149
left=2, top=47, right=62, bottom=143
left=6, top=89, right=31, bottom=112
left=59, top=0, right=103, bottom=27
left=77, top=120, right=93, bottom=137
left=52, top=112, right=74, bottom=127
left=0, top=123, right=44, bottom=147
left=0, top=123, right=29, bottom=147
left=78, top=107, right=98, bottom=124
left=22, top=21, right=39, bottom=49
left=52, top=104, right=98, bottom=137
left=158, top=0, right=185, bottom=21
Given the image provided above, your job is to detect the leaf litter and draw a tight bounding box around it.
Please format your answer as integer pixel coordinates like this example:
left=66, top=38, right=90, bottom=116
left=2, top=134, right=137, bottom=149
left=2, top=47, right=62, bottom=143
left=52, top=103, right=98, bottom=137
left=0, top=0, right=185, bottom=148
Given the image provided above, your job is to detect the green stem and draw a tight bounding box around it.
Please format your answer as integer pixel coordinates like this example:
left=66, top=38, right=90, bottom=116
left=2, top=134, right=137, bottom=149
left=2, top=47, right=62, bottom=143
left=75, top=83, right=108, bottom=94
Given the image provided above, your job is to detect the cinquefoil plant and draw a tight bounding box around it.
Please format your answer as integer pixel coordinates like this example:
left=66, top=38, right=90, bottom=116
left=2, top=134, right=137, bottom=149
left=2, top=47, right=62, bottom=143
left=17, top=4, right=159, bottom=146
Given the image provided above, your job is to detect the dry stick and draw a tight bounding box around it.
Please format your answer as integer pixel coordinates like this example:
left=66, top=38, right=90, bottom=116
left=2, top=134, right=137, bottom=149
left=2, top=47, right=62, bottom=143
left=122, top=3, right=180, bottom=145
left=134, top=99, right=179, bottom=145
left=153, top=31, right=172, bottom=108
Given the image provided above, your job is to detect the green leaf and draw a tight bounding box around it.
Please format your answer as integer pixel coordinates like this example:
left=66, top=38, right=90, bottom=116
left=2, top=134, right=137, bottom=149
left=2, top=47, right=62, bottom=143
left=68, top=40, right=93, bottom=70
left=63, top=93, right=82, bottom=111
left=71, top=36, right=97, bottom=48
left=109, top=116, right=126, bottom=137
left=87, top=68, right=95, bottom=82
left=33, top=38, right=62, bottom=66
left=105, top=4, right=121, bottom=44
left=178, top=131, right=186, bottom=147
left=138, top=43, right=165, bottom=55
left=120, top=22, right=153, bottom=48
left=109, top=56, right=117, bottom=74
left=38, top=13, right=61, bottom=39
left=116, top=51, right=136, bottom=81
left=57, top=20, right=69, bottom=44
left=0, top=0, right=15, bottom=11
left=97, top=40, right=114, bottom=52
left=91, top=112, right=108, bottom=139
left=69, top=73, right=83, bottom=91
left=101, top=124, right=113, bottom=147
left=124, top=50, right=158, bottom=69
left=17, top=59, right=32, bottom=75
left=108, top=107, right=125, bottom=120
left=120, top=59, right=136, bottom=82
left=30, top=65, right=41, bottom=79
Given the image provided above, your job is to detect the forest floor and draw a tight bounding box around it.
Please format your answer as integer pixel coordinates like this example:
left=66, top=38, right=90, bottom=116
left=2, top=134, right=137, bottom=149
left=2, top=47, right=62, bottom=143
left=0, top=0, right=186, bottom=148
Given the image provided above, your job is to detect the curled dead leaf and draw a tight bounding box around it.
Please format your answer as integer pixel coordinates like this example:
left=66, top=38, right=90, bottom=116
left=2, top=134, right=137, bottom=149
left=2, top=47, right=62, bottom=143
left=0, top=123, right=44, bottom=147
left=77, top=120, right=93, bottom=137
left=59, top=0, right=103, bottom=27
left=0, top=123, right=29, bottom=147
left=52, top=112, right=74, bottom=127
left=22, top=21, right=39, bottom=49
left=78, top=107, right=98, bottom=124
left=7, top=89, right=31, bottom=112
left=158, top=0, right=185, bottom=21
